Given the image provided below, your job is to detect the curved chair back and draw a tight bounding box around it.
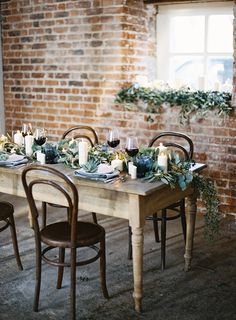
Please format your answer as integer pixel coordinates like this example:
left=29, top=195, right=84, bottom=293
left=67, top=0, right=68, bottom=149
left=148, top=131, right=194, bottom=160
left=62, top=125, right=99, bottom=147
left=22, top=164, right=79, bottom=245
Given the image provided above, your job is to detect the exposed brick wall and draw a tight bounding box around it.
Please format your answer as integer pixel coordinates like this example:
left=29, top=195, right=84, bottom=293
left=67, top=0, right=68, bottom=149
left=0, top=0, right=235, bottom=214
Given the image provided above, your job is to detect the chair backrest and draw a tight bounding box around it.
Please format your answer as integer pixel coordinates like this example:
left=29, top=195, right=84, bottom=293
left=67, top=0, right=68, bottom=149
left=148, top=131, right=194, bottom=160
left=21, top=164, right=79, bottom=245
left=62, top=126, right=99, bottom=147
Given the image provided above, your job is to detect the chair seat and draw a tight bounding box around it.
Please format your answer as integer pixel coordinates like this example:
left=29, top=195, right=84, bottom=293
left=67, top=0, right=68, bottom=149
left=41, top=221, right=105, bottom=248
left=0, top=201, right=14, bottom=219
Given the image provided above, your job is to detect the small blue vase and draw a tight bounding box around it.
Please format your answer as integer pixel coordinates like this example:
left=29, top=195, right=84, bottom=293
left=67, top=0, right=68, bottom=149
left=43, top=143, right=58, bottom=164
left=135, top=156, right=153, bottom=178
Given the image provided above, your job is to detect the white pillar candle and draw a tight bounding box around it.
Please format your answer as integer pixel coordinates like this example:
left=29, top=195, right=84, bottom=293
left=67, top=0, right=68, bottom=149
left=78, top=140, right=88, bottom=166
left=158, top=154, right=168, bottom=173
left=36, top=151, right=45, bottom=164
left=24, top=134, right=34, bottom=156
left=158, top=143, right=168, bottom=173
left=14, top=130, right=24, bottom=146
left=128, top=161, right=133, bottom=175
left=130, top=164, right=137, bottom=180
left=111, top=155, right=123, bottom=172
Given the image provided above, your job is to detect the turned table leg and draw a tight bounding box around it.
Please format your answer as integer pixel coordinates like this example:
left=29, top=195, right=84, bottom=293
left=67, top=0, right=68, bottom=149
left=131, top=225, right=144, bottom=312
left=184, top=192, right=198, bottom=271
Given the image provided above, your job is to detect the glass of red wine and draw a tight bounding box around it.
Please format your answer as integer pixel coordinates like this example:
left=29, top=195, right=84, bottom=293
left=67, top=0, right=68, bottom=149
left=107, top=129, right=120, bottom=149
left=34, top=128, right=47, bottom=146
left=125, top=137, right=139, bottom=160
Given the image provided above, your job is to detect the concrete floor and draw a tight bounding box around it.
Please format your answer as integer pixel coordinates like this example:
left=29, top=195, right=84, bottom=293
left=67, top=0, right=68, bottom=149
left=0, top=193, right=236, bottom=320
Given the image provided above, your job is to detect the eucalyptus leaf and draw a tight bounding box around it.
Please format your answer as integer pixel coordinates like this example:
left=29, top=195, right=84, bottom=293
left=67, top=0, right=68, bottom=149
left=115, top=84, right=232, bottom=124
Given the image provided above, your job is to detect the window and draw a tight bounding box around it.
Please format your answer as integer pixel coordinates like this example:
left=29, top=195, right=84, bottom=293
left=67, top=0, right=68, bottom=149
left=156, top=2, right=233, bottom=91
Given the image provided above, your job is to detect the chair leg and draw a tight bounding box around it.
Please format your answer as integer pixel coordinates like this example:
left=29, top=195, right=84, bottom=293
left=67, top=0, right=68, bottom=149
left=92, top=212, right=98, bottom=224
left=152, top=213, right=160, bottom=242
left=180, top=199, right=187, bottom=243
left=8, top=212, right=23, bottom=270
left=41, top=202, right=47, bottom=228
left=128, top=226, right=132, bottom=260
left=57, top=248, right=65, bottom=289
left=161, top=209, right=167, bottom=271
left=34, top=241, right=42, bottom=312
left=70, top=247, right=77, bottom=320
left=100, top=237, right=109, bottom=299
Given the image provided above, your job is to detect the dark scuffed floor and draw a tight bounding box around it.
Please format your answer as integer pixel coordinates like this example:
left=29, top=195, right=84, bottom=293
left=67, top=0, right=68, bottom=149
left=0, top=193, right=236, bottom=320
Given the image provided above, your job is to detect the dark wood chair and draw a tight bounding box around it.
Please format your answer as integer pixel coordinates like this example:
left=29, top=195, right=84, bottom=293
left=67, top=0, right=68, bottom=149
left=22, top=164, right=108, bottom=320
left=128, top=131, right=194, bottom=270
left=42, top=125, right=99, bottom=228
left=0, top=201, right=23, bottom=270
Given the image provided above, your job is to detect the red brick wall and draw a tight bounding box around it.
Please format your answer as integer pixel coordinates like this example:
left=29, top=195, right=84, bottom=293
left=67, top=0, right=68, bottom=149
left=1, top=0, right=235, bottom=214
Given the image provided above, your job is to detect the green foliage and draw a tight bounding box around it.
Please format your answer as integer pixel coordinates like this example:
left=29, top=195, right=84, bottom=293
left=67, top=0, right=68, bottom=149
left=193, top=175, right=220, bottom=241
left=82, top=159, right=99, bottom=173
left=143, top=155, right=193, bottom=190
left=0, top=134, right=25, bottom=155
left=115, top=84, right=232, bottom=123
left=57, top=139, right=80, bottom=168
left=141, top=147, right=220, bottom=240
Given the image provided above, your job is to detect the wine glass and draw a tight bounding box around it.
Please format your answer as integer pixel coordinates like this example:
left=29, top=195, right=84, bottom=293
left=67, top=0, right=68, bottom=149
left=34, top=128, right=47, bottom=146
left=107, top=129, right=120, bottom=149
left=125, top=137, right=139, bottom=159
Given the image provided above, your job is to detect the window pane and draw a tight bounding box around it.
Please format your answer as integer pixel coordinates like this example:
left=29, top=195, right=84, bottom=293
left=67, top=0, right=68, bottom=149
left=170, top=16, right=205, bottom=53
left=208, top=15, right=233, bottom=53
left=207, top=56, right=233, bottom=90
left=170, top=56, right=204, bottom=89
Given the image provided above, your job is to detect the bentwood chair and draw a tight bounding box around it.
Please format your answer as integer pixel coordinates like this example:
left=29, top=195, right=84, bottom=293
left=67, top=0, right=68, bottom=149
left=41, top=125, right=99, bottom=228
left=22, top=164, right=108, bottom=320
left=0, top=201, right=23, bottom=270
left=128, top=131, right=194, bottom=270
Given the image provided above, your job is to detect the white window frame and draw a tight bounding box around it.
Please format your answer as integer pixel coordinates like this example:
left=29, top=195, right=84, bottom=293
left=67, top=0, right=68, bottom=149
left=156, top=1, right=234, bottom=90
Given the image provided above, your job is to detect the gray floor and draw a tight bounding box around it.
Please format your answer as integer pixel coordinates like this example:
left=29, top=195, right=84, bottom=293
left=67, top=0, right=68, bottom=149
left=0, top=193, right=236, bottom=320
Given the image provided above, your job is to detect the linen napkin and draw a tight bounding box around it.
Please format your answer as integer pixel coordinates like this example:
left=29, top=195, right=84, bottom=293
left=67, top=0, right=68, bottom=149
left=74, top=168, right=119, bottom=183
left=0, top=154, right=28, bottom=167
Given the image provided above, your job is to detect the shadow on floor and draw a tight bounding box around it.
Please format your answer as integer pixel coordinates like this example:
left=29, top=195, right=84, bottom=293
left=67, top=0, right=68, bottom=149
left=0, top=194, right=236, bottom=320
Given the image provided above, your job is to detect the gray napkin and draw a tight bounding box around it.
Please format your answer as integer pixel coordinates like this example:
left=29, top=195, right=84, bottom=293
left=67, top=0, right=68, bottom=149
left=0, top=154, right=28, bottom=167
left=74, top=168, right=119, bottom=183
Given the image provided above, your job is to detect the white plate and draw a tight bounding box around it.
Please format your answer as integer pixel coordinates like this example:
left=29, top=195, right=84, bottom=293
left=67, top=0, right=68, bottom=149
left=97, top=163, right=114, bottom=174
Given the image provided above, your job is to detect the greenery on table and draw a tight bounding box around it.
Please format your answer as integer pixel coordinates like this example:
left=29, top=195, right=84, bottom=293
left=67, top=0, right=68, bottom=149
left=115, top=84, right=232, bottom=123
left=142, top=150, right=220, bottom=240
left=57, top=140, right=125, bottom=169
left=58, top=139, right=220, bottom=239
left=0, top=134, right=25, bottom=155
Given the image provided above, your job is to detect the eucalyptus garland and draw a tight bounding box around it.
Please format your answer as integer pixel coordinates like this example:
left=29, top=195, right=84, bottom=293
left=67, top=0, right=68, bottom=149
left=142, top=153, right=220, bottom=240
left=115, top=84, right=232, bottom=123
left=193, top=175, right=220, bottom=241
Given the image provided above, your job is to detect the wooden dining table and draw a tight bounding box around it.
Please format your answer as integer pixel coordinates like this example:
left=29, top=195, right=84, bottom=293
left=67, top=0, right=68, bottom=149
left=0, top=162, right=206, bottom=312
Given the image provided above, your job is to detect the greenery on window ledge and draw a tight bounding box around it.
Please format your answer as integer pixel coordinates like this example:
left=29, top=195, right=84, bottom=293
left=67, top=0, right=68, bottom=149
left=115, top=83, right=233, bottom=124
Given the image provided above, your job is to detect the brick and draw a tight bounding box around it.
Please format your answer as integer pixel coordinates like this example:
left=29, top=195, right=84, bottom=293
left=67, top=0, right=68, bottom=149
left=1, top=0, right=236, bottom=215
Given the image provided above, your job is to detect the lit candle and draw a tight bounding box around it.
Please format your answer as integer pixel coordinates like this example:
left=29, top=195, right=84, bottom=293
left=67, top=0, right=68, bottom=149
left=78, top=139, right=88, bottom=166
left=69, top=137, right=75, bottom=145
left=14, top=130, right=24, bottom=146
left=111, top=155, right=123, bottom=172
left=158, top=143, right=168, bottom=173
left=24, top=133, right=34, bottom=156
